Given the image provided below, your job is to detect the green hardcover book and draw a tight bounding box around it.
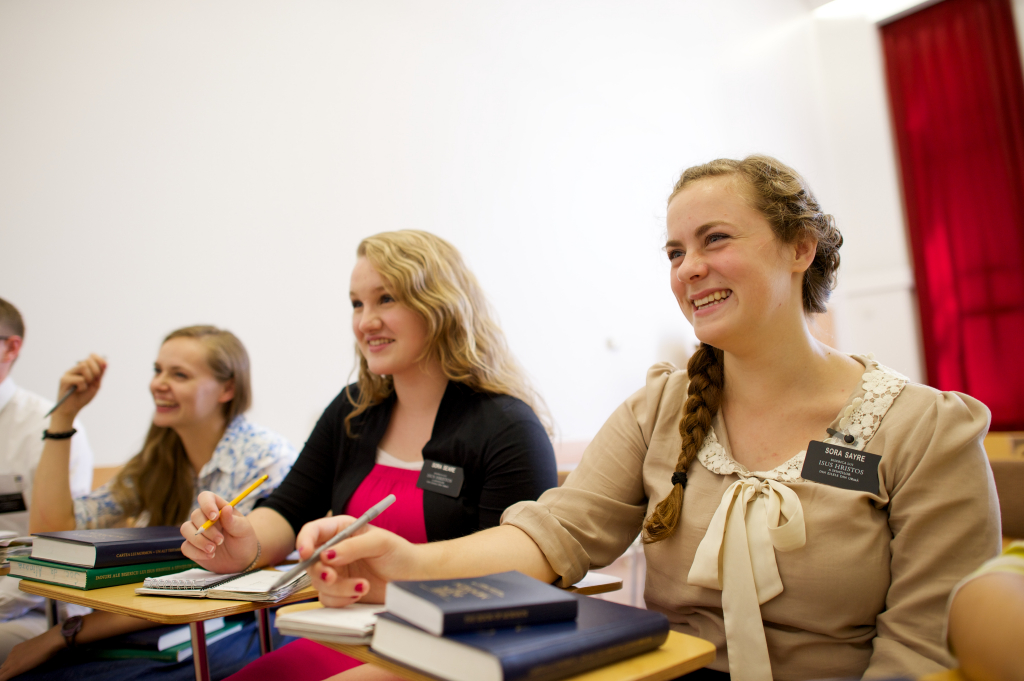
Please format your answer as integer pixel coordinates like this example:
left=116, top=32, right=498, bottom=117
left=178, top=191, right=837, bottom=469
left=90, top=622, right=244, bottom=662
left=7, top=556, right=197, bottom=590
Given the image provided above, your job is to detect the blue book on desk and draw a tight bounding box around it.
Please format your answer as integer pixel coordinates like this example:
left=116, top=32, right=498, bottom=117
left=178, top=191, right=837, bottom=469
left=372, top=593, right=670, bottom=681
left=31, top=526, right=185, bottom=568
left=385, top=570, right=578, bottom=635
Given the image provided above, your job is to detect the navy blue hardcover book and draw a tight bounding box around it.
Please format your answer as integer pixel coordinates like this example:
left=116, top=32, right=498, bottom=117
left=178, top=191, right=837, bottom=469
left=31, top=526, right=186, bottom=568
left=372, top=593, right=670, bottom=681
left=384, top=570, right=578, bottom=635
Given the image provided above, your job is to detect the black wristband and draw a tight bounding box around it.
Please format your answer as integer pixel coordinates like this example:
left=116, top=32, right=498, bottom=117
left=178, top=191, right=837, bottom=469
left=42, top=428, right=77, bottom=440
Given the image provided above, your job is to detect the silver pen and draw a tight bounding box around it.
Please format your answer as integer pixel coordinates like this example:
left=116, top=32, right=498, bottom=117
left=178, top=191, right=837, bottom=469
left=267, top=494, right=396, bottom=591
left=44, top=386, right=77, bottom=418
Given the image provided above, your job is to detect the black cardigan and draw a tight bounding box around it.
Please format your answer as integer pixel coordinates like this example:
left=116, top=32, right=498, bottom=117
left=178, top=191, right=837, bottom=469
left=260, top=382, right=557, bottom=542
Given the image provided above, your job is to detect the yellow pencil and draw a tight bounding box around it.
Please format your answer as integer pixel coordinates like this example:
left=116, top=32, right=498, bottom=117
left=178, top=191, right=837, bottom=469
left=193, top=474, right=269, bottom=536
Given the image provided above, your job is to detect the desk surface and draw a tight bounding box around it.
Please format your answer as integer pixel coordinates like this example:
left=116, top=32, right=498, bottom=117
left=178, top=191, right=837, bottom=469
left=920, top=671, right=967, bottom=681
left=317, top=630, right=716, bottom=681
left=18, top=579, right=318, bottom=625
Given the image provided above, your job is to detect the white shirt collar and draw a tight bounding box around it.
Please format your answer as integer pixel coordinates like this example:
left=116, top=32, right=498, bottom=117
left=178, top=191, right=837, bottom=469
left=0, top=376, right=17, bottom=414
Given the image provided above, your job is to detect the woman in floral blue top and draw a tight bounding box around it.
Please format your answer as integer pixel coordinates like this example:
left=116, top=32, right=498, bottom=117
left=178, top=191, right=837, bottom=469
left=0, top=325, right=296, bottom=681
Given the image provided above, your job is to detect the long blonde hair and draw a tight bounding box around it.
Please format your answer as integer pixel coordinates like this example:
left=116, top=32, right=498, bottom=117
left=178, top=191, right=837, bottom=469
left=643, top=155, right=842, bottom=543
left=345, top=230, right=552, bottom=436
left=110, top=325, right=251, bottom=527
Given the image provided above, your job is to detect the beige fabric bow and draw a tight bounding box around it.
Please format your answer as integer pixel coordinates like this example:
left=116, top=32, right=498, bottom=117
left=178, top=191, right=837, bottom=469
left=688, top=477, right=806, bottom=681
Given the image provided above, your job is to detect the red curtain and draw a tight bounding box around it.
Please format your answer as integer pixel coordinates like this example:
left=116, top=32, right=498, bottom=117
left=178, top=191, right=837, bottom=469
left=882, top=0, right=1024, bottom=430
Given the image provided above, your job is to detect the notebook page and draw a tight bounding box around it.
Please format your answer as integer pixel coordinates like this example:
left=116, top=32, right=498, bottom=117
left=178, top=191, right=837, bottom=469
left=143, top=568, right=243, bottom=590
left=212, top=569, right=304, bottom=594
left=276, top=603, right=383, bottom=634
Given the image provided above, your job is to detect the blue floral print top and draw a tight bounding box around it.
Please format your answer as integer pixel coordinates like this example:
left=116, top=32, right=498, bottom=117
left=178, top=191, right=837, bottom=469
left=73, top=415, right=297, bottom=529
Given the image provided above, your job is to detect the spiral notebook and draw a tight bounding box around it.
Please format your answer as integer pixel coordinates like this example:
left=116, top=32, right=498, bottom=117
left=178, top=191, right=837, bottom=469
left=135, top=567, right=310, bottom=602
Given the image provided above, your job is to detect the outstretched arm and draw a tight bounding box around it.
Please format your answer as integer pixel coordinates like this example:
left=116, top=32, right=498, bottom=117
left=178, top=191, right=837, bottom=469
left=0, top=611, right=153, bottom=681
left=299, top=517, right=557, bottom=607
left=948, top=570, right=1024, bottom=681
left=30, top=354, right=106, bottom=533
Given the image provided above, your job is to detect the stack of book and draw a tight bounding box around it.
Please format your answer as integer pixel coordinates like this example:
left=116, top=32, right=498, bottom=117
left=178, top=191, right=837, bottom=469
left=275, top=602, right=384, bottom=644
left=8, top=526, right=196, bottom=590
left=0, top=531, right=32, bottom=568
left=280, top=571, right=671, bottom=681
left=88, top=617, right=244, bottom=663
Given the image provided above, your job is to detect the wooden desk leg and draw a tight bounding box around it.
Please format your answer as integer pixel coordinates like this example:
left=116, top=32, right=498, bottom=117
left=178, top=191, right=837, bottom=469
left=190, top=621, right=211, bottom=681
left=257, top=608, right=273, bottom=656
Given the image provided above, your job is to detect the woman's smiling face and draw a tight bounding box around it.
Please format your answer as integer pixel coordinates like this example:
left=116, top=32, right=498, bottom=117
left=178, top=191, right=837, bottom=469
left=666, top=174, right=809, bottom=352
left=350, top=257, right=431, bottom=379
left=150, top=337, right=233, bottom=431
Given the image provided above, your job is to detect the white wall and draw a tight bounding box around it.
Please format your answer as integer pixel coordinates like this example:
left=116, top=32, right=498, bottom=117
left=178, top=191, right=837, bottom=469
left=1, top=0, right=918, bottom=465
left=807, top=14, right=924, bottom=382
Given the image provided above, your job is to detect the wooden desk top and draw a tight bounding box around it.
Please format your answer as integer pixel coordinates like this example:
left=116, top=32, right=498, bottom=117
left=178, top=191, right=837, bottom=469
left=920, top=671, right=967, bottom=681
left=316, top=630, right=716, bottom=681
left=18, top=579, right=318, bottom=625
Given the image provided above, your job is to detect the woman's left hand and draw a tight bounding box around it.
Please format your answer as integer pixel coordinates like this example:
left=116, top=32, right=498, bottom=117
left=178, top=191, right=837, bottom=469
left=296, top=515, right=421, bottom=608
left=0, top=625, right=65, bottom=681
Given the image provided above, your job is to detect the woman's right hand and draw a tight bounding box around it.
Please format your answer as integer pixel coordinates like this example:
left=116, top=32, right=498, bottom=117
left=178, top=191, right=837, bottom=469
left=50, top=354, right=106, bottom=425
left=179, top=491, right=259, bottom=574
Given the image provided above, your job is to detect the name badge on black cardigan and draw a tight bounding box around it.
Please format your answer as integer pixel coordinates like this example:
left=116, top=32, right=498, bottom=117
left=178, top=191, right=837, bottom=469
left=801, top=441, right=881, bottom=494
left=417, top=460, right=465, bottom=498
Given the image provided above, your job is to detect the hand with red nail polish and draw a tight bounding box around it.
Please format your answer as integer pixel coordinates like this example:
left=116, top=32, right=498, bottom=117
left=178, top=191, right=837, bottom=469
left=295, top=514, right=422, bottom=608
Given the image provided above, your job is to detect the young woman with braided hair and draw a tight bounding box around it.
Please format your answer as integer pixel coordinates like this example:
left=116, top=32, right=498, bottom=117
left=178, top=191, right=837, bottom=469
left=283, top=156, right=999, bottom=681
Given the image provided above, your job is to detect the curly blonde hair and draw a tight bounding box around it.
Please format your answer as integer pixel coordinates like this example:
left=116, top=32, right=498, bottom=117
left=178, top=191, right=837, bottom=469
left=345, top=230, right=552, bottom=436
left=644, top=155, right=842, bottom=543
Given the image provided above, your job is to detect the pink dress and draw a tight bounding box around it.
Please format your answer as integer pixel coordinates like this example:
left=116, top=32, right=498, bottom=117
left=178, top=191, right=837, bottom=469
left=225, top=456, right=426, bottom=681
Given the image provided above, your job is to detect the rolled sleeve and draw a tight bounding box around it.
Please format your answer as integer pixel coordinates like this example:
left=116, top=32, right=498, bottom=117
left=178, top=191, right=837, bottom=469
left=502, top=363, right=683, bottom=587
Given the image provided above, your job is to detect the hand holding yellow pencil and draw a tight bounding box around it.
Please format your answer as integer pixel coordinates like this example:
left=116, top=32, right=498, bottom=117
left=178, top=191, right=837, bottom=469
left=193, top=474, right=268, bottom=536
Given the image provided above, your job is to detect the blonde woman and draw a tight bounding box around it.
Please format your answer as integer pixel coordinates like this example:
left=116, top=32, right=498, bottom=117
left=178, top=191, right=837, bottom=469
left=180, top=231, right=558, bottom=680
left=292, top=157, right=998, bottom=681
left=0, top=326, right=296, bottom=681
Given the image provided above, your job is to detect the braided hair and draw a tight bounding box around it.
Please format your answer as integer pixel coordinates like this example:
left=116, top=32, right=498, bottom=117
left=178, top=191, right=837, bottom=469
left=643, top=343, right=723, bottom=542
left=642, top=155, right=841, bottom=543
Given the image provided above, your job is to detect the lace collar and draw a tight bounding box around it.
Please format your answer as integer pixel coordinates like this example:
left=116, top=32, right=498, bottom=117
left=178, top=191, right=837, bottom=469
left=696, top=355, right=909, bottom=483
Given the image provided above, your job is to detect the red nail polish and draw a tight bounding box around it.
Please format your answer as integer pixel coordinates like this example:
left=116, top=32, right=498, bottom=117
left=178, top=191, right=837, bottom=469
left=321, top=572, right=328, bottom=581
left=325, top=550, right=336, bottom=560
left=354, top=582, right=365, bottom=593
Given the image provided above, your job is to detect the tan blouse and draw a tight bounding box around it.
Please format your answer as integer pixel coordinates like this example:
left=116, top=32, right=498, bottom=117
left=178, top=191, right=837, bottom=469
left=502, top=357, right=1000, bottom=681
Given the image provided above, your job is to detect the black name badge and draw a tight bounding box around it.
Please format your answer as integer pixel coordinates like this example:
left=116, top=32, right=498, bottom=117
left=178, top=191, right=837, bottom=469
left=417, top=460, right=465, bottom=498
left=801, top=441, right=882, bottom=494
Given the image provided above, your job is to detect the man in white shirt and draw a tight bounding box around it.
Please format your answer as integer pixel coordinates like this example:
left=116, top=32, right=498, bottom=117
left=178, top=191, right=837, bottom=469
left=0, top=298, right=93, bottom=660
